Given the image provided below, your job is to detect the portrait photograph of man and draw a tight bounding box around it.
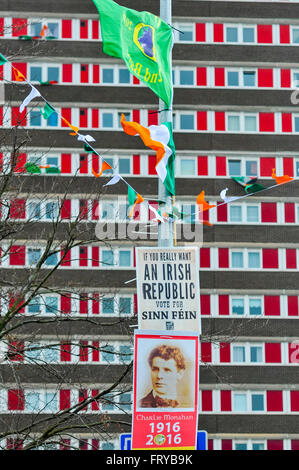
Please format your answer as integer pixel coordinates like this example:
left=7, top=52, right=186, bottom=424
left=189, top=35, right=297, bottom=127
left=135, top=335, right=197, bottom=411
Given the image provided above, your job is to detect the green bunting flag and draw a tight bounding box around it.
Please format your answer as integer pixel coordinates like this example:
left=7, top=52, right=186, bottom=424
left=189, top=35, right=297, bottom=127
left=40, top=103, right=56, bottom=119
left=231, top=176, right=265, bottom=194
left=92, top=0, right=173, bottom=107
left=25, top=162, right=41, bottom=174
left=0, top=53, right=8, bottom=65
left=127, top=186, right=144, bottom=218
left=245, top=183, right=265, bottom=194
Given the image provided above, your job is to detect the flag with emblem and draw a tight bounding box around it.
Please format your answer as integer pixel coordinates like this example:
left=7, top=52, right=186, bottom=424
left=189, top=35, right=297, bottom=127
left=92, top=0, right=173, bottom=107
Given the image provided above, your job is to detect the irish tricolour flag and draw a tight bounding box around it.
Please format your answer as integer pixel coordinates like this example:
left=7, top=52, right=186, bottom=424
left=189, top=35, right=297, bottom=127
left=121, top=113, right=175, bottom=195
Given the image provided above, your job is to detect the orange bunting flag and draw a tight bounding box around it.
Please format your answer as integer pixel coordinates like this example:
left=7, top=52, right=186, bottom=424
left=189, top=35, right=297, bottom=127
left=40, top=24, right=49, bottom=38
left=128, top=186, right=144, bottom=219
left=61, top=116, right=79, bottom=135
left=92, top=160, right=112, bottom=178
left=196, top=190, right=216, bottom=212
left=272, top=168, right=293, bottom=185
left=14, top=68, right=26, bottom=82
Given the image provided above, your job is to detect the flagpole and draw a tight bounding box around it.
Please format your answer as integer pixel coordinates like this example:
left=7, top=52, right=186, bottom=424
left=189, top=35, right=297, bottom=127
left=158, top=0, right=174, bottom=248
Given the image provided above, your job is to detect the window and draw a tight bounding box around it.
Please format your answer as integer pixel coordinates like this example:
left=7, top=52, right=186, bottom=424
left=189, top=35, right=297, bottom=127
left=26, top=392, right=40, bottom=412
left=232, top=298, right=244, bottom=315
left=243, top=27, right=255, bottom=43
left=47, top=22, right=59, bottom=38
left=28, top=202, right=41, bottom=220
left=45, top=296, right=59, bottom=314
left=102, top=112, right=113, bottom=128
left=47, top=112, right=58, bottom=127
left=104, top=158, right=114, bottom=174
left=43, top=392, right=58, bottom=412
left=230, top=205, right=242, bottom=222
left=119, top=345, right=132, bottom=363
left=45, top=252, right=58, bottom=266
left=119, top=158, right=130, bottom=174
left=45, top=201, right=58, bottom=220
left=180, top=158, right=196, bottom=176
left=119, top=68, right=130, bottom=84
left=245, top=160, right=258, bottom=176
left=248, top=251, right=260, bottom=268
left=102, top=394, right=115, bottom=410
left=247, top=205, right=259, bottom=222
left=30, top=22, right=42, bottom=36
left=30, top=110, right=41, bottom=126
left=48, top=67, right=59, bottom=82
left=119, top=250, right=131, bottom=267
left=243, top=71, right=256, bottom=87
left=102, top=202, right=114, bottom=220
left=292, top=71, right=299, bottom=88
left=228, top=159, right=241, bottom=176
left=235, top=443, right=247, bottom=450
left=231, top=251, right=243, bottom=268
left=44, top=347, right=59, bottom=363
left=233, top=346, right=246, bottom=362
left=117, top=111, right=130, bottom=128
left=102, top=345, right=114, bottom=362
left=27, top=343, right=41, bottom=360
left=294, top=115, right=299, bottom=132
left=252, top=443, right=265, bottom=450
left=181, top=204, right=196, bottom=223
left=250, top=345, right=263, bottom=363
left=233, top=393, right=247, bottom=411
left=226, top=26, right=238, bottom=43
left=249, top=298, right=262, bottom=316
left=28, top=248, right=41, bottom=265
left=102, top=68, right=114, bottom=83
left=179, top=70, right=194, bottom=85
left=227, top=71, right=239, bottom=86
left=30, top=66, right=42, bottom=82
left=227, top=115, right=240, bottom=131
left=102, top=250, right=114, bottom=266
left=178, top=24, right=194, bottom=42
left=244, top=115, right=257, bottom=132
left=102, top=298, right=114, bottom=314
left=28, top=298, right=41, bottom=314
left=119, top=393, right=131, bottom=411
left=292, top=27, right=299, bottom=44
left=251, top=394, right=264, bottom=411
left=119, top=297, right=132, bottom=315
left=180, top=114, right=194, bottom=130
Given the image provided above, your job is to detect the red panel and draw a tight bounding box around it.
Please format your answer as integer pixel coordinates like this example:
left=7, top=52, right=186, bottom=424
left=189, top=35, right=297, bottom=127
left=9, top=245, right=25, bottom=266
left=133, top=155, right=140, bottom=175
left=79, top=108, right=88, bottom=128
left=61, top=153, right=72, bottom=174
left=264, top=295, right=280, bottom=315
left=92, top=341, right=100, bottom=362
left=258, top=69, right=273, bottom=87
left=286, top=249, right=297, bottom=269
left=289, top=342, right=299, bottom=363
left=220, top=342, right=231, bottom=362
left=80, top=19, right=88, bottom=39
left=200, top=248, right=210, bottom=267
left=60, top=343, right=71, bottom=362
left=219, top=295, right=229, bottom=316
left=133, top=109, right=140, bottom=123
left=0, top=107, right=3, bottom=125
left=197, top=67, right=207, bottom=86
left=10, top=199, right=26, bottom=219
left=260, top=157, right=276, bottom=177
left=222, top=440, right=232, bottom=450
left=11, top=106, right=27, bottom=127
left=62, top=19, right=72, bottom=39
left=8, top=341, right=24, bottom=362
left=288, top=296, right=299, bottom=316
left=12, top=18, right=27, bottom=37
left=213, top=24, right=224, bottom=42
left=134, top=293, right=138, bottom=315
left=148, top=155, right=156, bottom=175
left=79, top=341, right=88, bottom=361
left=92, top=20, right=99, bottom=39
left=217, top=201, right=227, bottom=222
left=215, top=113, right=225, bottom=132
left=7, top=439, right=23, bottom=450
left=201, top=343, right=212, bottom=363
left=283, top=157, right=294, bottom=177
left=12, top=62, right=27, bottom=80
left=267, top=440, right=283, bottom=450
left=92, top=109, right=99, bottom=128
left=9, top=294, right=25, bottom=313
left=0, top=66, right=3, bottom=82
left=79, top=247, right=88, bottom=267
left=215, top=156, right=226, bottom=176
left=91, top=389, right=100, bottom=411
left=92, top=293, right=100, bottom=314
left=93, top=64, right=100, bottom=84
left=214, top=68, right=225, bottom=86
left=61, top=108, right=72, bottom=127
left=291, top=441, right=299, bottom=450
left=196, top=23, right=206, bottom=42
left=220, top=391, right=231, bottom=411
left=92, top=200, right=99, bottom=220
left=60, top=390, right=71, bottom=410
left=257, top=25, right=273, bottom=44
left=263, top=248, right=278, bottom=268
left=197, top=156, right=208, bottom=175
left=291, top=391, right=299, bottom=411
left=61, top=294, right=71, bottom=313
left=197, top=111, right=207, bottom=130
left=60, top=439, right=71, bottom=450
left=61, top=199, right=71, bottom=219
left=280, top=25, right=290, bottom=44
left=80, top=64, right=89, bottom=83
left=218, top=248, right=229, bottom=268
left=12, top=153, right=27, bottom=173
left=79, top=154, right=88, bottom=174
left=133, top=76, right=140, bottom=85
left=201, top=390, right=212, bottom=411
left=265, top=343, right=281, bottom=362
left=267, top=391, right=283, bottom=411
left=8, top=389, right=24, bottom=410
left=261, top=202, right=277, bottom=223
left=92, top=154, right=99, bottom=174
left=281, top=114, right=292, bottom=133
left=61, top=247, right=71, bottom=267
left=200, top=295, right=210, bottom=315
left=0, top=18, right=4, bottom=36
left=259, top=113, right=275, bottom=132
left=62, top=64, right=72, bottom=83
left=148, top=110, right=158, bottom=126
left=280, top=69, right=291, bottom=88
left=92, top=246, right=99, bottom=267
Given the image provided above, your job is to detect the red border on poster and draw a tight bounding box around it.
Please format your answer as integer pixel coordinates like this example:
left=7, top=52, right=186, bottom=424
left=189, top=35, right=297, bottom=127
left=132, top=331, right=199, bottom=450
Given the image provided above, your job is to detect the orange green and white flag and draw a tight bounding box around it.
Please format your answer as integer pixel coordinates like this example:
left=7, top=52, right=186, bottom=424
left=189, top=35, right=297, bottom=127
left=121, top=113, right=175, bottom=195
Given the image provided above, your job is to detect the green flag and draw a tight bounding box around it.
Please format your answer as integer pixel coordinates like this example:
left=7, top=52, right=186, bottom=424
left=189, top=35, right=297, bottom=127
left=40, top=102, right=56, bottom=119
left=25, top=162, right=41, bottom=174
left=92, top=0, right=173, bottom=107
left=0, top=53, right=7, bottom=65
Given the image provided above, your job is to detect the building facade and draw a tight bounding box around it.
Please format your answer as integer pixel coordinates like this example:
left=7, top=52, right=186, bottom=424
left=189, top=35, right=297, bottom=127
left=0, top=0, right=299, bottom=450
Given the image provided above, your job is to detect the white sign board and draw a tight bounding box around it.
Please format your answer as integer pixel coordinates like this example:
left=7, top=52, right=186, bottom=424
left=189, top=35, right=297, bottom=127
left=136, top=247, right=201, bottom=332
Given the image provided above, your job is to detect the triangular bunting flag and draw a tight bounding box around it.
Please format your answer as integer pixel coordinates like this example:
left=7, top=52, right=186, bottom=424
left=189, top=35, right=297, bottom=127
left=14, top=68, right=26, bottom=82
left=40, top=103, right=56, bottom=119
left=20, top=85, right=41, bottom=113
left=128, top=186, right=144, bottom=219
left=92, top=161, right=113, bottom=178
left=25, top=162, right=42, bottom=174
left=272, top=168, right=293, bottom=185
left=0, top=53, right=8, bottom=65
left=196, top=190, right=216, bottom=212
left=220, top=188, right=241, bottom=203
left=103, top=174, right=123, bottom=187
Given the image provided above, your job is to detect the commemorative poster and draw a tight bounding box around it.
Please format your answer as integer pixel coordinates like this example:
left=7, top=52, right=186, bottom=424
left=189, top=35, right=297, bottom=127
left=131, top=330, right=199, bottom=450
left=135, top=247, right=200, bottom=333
